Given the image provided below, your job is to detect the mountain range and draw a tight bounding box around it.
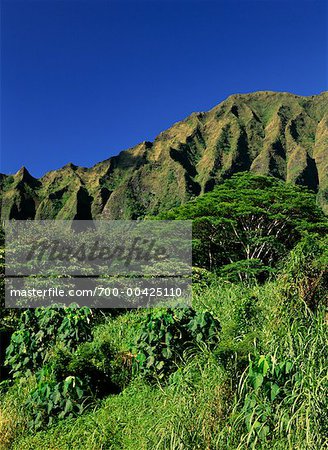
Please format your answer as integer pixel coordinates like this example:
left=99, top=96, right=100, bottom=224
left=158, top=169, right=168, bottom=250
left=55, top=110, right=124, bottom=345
left=1, top=91, right=327, bottom=220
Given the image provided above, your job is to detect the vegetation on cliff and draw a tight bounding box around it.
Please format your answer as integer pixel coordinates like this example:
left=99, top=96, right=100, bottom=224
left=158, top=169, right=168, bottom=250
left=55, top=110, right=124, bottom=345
left=1, top=91, right=328, bottom=221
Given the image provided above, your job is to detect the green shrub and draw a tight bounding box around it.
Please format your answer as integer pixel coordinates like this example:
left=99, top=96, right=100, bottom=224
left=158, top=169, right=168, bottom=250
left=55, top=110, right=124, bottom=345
left=134, top=308, right=221, bottom=380
left=3, top=306, right=94, bottom=431
left=25, top=366, right=86, bottom=430
left=239, top=354, right=294, bottom=443
left=5, top=306, right=93, bottom=378
left=49, top=338, right=127, bottom=396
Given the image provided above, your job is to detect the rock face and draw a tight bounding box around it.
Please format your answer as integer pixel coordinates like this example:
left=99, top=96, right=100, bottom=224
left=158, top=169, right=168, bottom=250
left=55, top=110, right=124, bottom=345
left=1, top=91, right=328, bottom=220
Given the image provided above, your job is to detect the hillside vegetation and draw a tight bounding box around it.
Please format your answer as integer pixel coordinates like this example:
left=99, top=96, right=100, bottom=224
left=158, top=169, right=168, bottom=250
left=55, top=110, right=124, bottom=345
left=0, top=174, right=327, bottom=449
left=1, top=91, right=328, bottom=221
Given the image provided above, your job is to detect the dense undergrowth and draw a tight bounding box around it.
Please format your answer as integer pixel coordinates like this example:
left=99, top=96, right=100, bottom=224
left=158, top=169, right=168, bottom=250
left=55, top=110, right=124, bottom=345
left=0, top=174, right=327, bottom=449
left=1, top=246, right=327, bottom=449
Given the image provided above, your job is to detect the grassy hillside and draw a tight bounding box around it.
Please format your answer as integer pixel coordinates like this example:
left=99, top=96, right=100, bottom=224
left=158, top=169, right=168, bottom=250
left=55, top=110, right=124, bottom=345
left=1, top=91, right=328, bottom=220
left=1, top=265, right=327, bottom=449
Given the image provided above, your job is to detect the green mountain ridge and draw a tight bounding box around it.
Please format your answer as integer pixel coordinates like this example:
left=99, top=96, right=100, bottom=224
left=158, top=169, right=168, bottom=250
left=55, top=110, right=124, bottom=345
left=1, top=90, right=328, bottom=219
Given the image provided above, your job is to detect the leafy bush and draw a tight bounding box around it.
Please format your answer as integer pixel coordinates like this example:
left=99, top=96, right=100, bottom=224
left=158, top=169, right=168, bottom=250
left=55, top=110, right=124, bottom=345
left=25, top=367, right=86, bottom=430
left=49, top=338, right=126, bottom=396
left=238, top=354, right=294, bottom=442
left=23, top=340, right=119, bottom=430
left=5, top=306, right=93, bottom=378
left=3, top=306, right=94, bottom=430
left=17, top=310, right=137, bottom=430
left=134, top=308, right=221, bottom=380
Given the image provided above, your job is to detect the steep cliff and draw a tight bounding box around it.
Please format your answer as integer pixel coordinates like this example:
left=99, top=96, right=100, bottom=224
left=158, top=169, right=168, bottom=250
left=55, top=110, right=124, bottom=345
left=1, top=91, right=327, bottom=219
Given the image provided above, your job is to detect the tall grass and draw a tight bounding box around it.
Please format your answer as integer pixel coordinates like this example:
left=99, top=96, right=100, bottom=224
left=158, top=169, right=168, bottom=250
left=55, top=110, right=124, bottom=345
left=0, top=378, right=35, bottom=450
left=2, top=271, right=327, bottom=450
left=11, top=351, right=229, bottom=449
left=222, top=307, right=328, bottom=450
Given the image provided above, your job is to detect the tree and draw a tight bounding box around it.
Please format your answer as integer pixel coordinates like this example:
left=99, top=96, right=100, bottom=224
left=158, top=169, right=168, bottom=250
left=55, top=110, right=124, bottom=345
left=161, top=173, right=327, bottom=281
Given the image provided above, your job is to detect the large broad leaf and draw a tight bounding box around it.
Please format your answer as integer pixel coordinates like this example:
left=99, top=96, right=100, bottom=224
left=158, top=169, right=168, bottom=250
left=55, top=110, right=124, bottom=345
left=64, top=398, right=73, bottom=415
left=258, top=355, right=270, bottom=376
left=270, top=383, right=280, bottom=401
left=253, top=373, right=264, bottom=389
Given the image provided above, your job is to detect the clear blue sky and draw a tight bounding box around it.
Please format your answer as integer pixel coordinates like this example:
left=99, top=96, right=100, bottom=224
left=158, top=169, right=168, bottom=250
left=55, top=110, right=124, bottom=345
left=1, top=0, right=327, bottom=178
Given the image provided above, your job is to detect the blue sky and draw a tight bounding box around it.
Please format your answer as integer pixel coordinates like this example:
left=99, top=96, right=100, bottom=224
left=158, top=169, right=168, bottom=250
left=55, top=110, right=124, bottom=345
left=1, top=0, right=327, bottom=177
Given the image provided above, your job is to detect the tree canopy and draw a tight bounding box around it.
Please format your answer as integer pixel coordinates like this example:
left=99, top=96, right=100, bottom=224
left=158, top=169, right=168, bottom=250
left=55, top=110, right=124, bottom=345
left=161, top=173, right=327, bottom=281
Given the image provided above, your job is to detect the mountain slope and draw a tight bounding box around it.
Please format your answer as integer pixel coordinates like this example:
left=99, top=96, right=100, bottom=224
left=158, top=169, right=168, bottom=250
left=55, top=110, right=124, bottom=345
left=1, top=91, right=328, bottom=220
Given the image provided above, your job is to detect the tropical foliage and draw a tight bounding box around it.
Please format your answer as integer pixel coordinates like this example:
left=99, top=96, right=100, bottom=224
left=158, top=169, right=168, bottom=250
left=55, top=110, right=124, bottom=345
left=0, top=174, right=327, bottom=449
